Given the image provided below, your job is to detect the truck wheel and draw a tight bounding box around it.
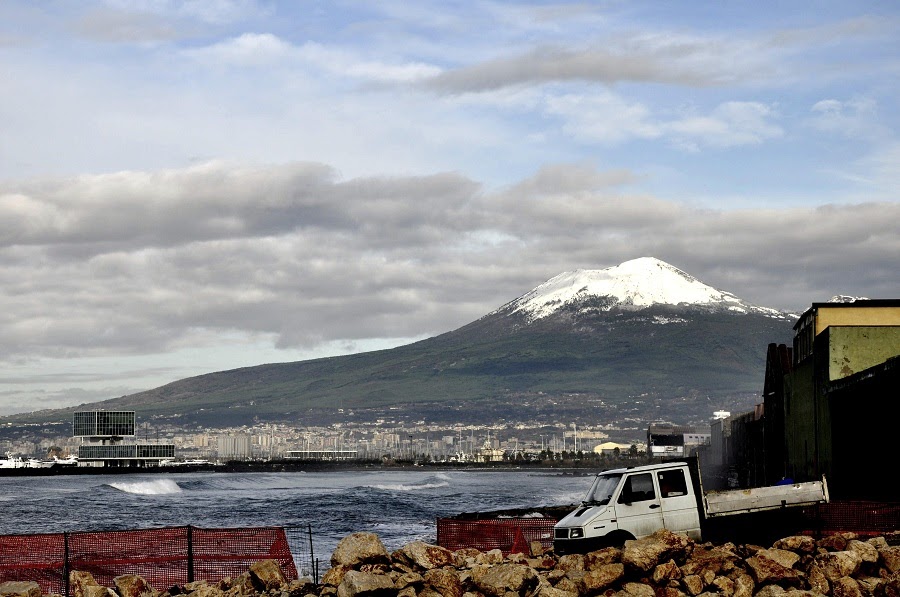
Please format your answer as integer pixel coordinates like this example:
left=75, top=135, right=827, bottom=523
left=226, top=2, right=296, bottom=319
left=605, top=531, right=635, bottom=547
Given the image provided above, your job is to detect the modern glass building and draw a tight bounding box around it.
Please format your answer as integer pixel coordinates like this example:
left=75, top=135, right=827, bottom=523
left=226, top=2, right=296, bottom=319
left=73, top=410, right=175, bottom=467
left=73, top=410, right=135, bottom=438
left=78, top=444, right=175, bottom=460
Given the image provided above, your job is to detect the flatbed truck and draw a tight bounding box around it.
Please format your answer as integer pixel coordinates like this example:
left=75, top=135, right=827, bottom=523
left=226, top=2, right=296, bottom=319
left=553, top=458, right=828, bottom=554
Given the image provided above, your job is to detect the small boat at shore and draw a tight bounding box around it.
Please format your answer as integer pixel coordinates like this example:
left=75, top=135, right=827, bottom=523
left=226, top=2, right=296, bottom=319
left=0, top=451, right=50, bottom=469
left=0, top=451, right=76, bottom=469
left=0, top=451, right=27, bottom=469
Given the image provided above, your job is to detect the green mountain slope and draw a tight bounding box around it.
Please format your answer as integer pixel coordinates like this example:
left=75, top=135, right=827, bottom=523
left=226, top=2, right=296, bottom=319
left=3, top=304, right=795, bottom=427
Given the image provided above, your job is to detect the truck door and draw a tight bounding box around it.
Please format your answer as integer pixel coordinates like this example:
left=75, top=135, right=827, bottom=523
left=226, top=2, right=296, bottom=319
left=656, top=467, right=702, bottom=540
left=614, top=472, right=664, bottom=539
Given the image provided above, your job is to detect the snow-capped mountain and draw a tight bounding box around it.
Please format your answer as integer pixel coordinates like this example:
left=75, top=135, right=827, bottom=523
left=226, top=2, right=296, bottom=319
left=827, top=295, right=869, bottom=303
left=501, top=257, right=789, bottom=322
left=5, top=257, right=799, bottom=429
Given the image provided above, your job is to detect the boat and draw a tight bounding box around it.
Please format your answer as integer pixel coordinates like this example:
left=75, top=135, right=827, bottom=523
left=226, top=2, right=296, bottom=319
left=0, top=451, right=74, bottom=469
left=25, top=458, right=54, bottom=469
left=0, top=451, right=27, bottom=469
left=51, top=454, right=79, bottom=466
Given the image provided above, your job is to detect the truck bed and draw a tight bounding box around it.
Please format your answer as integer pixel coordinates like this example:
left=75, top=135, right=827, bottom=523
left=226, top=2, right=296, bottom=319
left=703, top=479, right=828, bottom=517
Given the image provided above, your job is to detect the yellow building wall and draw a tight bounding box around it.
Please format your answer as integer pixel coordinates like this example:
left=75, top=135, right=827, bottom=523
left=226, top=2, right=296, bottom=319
left=815, top=306, right=900, bottom=335
left=827, top=326, right=900, bottom=381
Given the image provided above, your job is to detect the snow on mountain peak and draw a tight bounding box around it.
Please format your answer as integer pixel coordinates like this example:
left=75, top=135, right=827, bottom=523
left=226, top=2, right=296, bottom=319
left=505, top=257, right=784, bottom=321
left=827, top=295, right=869, bottom=303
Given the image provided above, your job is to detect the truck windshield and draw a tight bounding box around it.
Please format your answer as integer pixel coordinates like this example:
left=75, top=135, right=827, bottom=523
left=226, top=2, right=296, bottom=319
left=583, top=473, right=622, bottom=505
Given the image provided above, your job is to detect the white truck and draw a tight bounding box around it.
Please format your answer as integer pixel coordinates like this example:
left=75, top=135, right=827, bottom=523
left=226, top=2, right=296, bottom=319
left=553, top=459, right=829, bottom=554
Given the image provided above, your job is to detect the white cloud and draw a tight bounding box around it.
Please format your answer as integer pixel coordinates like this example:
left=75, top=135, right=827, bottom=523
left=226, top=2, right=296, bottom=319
left=808, top=97, right=882, bottom=138
left=545, top=92, right=660, bottom=144
left=666, top=101, right=783, bottom=149
left=185, top=32, right=293, bottom=65
left=544, top=94, right=782, bottom=149
left=183, top=34, right=441, bottom=82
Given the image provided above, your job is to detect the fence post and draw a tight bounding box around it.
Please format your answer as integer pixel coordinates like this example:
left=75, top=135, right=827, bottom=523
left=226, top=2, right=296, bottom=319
left=187, top=525, right=194, bottom=583
left=64, top=532, right=70, bottom=597
left=307, top=524, right=315, bottom=585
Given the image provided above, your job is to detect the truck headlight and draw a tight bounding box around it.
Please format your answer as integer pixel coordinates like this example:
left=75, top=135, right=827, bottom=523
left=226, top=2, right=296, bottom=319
left=569, top=528, right=584, bottom=539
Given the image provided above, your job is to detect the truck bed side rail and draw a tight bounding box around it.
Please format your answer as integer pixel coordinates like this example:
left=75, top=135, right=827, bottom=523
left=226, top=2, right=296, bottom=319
left=704, top=477, right=828, bottom=517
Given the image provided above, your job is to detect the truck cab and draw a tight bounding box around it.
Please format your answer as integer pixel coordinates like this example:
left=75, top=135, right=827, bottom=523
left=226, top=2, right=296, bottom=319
left=554, top=461, right=702, bottom=554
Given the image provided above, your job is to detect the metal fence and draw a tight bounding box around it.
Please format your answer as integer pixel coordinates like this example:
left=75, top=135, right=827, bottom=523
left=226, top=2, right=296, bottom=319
left=0, top=525, right=317, bottom=596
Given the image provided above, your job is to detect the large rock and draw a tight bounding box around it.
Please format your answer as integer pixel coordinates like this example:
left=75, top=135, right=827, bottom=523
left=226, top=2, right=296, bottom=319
left=69, top=570, right=101, bottom=597
left=422, top=568, right=462, bottom=597
left=622, top=529, right=693, bottom=573
left=880, top=545, right=900, bottom=574
left=331, top=533, right=390, bottom=568
left=335, top=570, right=394, bottom=597
left=0, top=582, right=41, bottom=597
left=773, top=536, right=816, bottom=554
left=184, top=585, right=225, bottom=597
left=473, top=563, right=539, bottom=596
left=832, top=576, right=864, bottom=597
left=112, top=575, right=153, bottom=597
left=580, top=563, right=625, bottom=593
left=756, top=548, right=801, bottom=570
left=815, top=550, right=863, bottom=581
left=679, top=543, right=738, bottom=576
left=745, top=550, right=804, bottom=587
left=846, top=540, right=878, bottom=565
left=392, top=541, right=455, bottom=570
left=248, top=559, right=287, bottom=590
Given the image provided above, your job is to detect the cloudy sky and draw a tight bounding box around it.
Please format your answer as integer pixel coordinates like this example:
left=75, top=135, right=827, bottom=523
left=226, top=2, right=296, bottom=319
left=1, top=1, right=898, bottom=416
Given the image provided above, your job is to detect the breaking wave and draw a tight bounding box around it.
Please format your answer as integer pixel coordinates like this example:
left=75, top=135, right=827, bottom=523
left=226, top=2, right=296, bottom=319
left=107, top=479, right=182, bottom=495
left=367, top=474, right=451, bottom=492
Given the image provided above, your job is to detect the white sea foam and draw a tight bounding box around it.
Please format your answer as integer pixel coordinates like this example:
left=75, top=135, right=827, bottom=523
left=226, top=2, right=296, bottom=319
left=108, top=479, right=182, bottom=495
left=368, top=481, right=450, bottom=491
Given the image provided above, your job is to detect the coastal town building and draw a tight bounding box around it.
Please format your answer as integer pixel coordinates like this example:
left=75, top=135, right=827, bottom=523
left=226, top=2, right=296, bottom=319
left=646, top=423, right=710, bottom=459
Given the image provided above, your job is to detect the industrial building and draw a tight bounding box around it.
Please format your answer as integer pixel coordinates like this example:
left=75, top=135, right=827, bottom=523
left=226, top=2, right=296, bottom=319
left=696, top=298, right=900, bottom=499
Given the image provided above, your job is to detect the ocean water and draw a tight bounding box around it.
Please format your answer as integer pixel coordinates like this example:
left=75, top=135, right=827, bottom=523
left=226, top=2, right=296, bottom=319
left=0, top=468, right=593, bottom=561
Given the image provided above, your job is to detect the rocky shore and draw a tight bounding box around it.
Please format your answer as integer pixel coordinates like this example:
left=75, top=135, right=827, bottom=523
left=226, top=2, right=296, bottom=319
left=3, top=528, right=900, bottom=597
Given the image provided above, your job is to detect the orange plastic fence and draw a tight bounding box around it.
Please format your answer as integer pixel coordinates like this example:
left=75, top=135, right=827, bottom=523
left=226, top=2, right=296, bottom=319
left=437, top=518, right=557, bottom=555
left=0, top=526, right=299, bottom=596
left=800, top=501, right=900, bottom=537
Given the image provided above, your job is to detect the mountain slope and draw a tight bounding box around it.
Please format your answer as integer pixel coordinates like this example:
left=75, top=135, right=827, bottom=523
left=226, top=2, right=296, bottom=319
left=4, top=258, right=797, bottom=427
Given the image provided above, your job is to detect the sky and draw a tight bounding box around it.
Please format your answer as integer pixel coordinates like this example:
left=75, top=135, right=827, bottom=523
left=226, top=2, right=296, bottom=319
left=1, top=1, right=898, bottom=417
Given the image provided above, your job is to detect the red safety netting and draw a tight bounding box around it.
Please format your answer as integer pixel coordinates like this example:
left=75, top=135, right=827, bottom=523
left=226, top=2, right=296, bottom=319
left=0, top=533, right=66, bottom=593
left=68, top=527, right=191, bottom=590
left=437, top=518, right=557, bottom=555
left=0, top=526, right=298, bottom=596
left=192, top=526, right=298, bottom=581
left=799, top=501, right=900, bottom=538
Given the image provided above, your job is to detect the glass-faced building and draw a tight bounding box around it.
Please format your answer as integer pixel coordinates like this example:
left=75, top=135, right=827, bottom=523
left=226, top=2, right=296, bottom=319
left=73, top=411, right=135, bottom=438
left=78, top=444, right=175, bottom=460
left=73, top=410, right=176, bottom=467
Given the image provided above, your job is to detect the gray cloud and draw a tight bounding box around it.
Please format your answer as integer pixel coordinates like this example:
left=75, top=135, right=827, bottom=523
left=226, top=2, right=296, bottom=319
left=422, top=16, right=895, bottom=94
left=1, top=161, right=897, bottom=366
left=423, top=43, right=735, bottom=93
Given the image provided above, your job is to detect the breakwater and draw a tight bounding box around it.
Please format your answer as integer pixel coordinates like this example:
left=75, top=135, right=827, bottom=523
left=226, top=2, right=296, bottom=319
left=4, top=528, right=899, bottom=597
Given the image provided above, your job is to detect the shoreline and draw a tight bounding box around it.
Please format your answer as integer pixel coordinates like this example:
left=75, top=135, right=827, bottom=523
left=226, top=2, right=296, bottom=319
left=0, top=458, right=603, bottom=477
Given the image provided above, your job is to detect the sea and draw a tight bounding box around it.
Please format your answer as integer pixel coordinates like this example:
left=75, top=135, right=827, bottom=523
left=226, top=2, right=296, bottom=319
left=0, top=468, right=594, bottom=563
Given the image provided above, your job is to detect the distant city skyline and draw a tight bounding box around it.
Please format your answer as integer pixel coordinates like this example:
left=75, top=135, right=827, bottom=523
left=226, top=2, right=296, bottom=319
left=1, top=1, right=898, bottom=415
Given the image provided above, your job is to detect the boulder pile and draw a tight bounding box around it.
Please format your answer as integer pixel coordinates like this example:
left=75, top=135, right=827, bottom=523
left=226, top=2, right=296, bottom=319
left=320, top=529, right=900, bottom=597
left=3, top=529, right=900, bottom=597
